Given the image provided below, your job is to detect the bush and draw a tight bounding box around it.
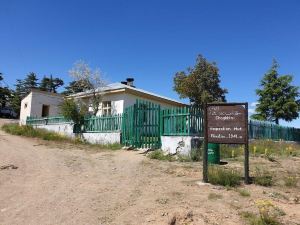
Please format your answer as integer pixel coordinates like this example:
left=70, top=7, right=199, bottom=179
left=147, top=150, right=173, bottom=161
left=237, top=188, right=251, bottom=197
left=208, top=166, right=241, bottom=187
left=254, top=167, right=273, bottom=187
left=60, top=98, right=88, bottom=126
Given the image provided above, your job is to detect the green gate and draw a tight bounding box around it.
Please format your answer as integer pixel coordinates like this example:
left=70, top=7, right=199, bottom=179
left=122, top=99, right=161, bottom=149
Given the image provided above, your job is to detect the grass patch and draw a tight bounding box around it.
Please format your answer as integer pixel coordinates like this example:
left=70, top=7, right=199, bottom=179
left=237, top=188, right=251, bottom=197
left=208, top=193, right=223, bottom=200
left=1, top=123, right=122, bottom=150
left=147, top=150, right=174, bottom=161
left=254, top=167, right=274, bottom=187
left=2, top=124, right=69, bottom=141
left=284, top=175, right=298, bottom=187
left=220, top=140, right=300, bottom=159
left=208, top=166, right=241, bottom=187
left=240, top=211, right=281, bottom=225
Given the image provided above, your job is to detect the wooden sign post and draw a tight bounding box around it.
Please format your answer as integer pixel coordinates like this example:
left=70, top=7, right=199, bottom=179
left=203, top=102, right=250, bottom=184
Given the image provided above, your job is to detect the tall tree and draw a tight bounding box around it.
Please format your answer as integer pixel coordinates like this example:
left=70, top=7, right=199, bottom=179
left=252, top=59, right=300, bottom=124
left=173, top=54, right=227, bottom=108
left=10, top=73, right=39, bottom=115
left=24, top=72, right=39, bottom=90
left=39, top=75, right=64, bottom=93
left=68, top=60, right=106, bottom=115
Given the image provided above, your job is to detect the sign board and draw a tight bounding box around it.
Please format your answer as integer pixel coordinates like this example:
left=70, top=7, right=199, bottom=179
left=202, top=103, right=250, bottom=184
left=207, top=105, right=247, bottom=144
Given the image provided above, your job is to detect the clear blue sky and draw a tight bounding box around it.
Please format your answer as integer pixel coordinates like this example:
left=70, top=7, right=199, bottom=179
left=1, top=0, right=300, bottom=127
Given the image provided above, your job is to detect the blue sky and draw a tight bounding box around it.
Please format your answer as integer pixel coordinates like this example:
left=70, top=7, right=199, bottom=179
left=1, top=0, right=300, bottom=127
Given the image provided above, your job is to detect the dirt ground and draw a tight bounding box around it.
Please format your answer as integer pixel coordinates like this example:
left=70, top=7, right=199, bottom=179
left=0, top=119, right=299, bottom=225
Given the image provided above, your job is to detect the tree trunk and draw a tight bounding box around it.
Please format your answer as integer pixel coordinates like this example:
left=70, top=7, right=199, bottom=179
left=275, top=118, right=279, bottom=125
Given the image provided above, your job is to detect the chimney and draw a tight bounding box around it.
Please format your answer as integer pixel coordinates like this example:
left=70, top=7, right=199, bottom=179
left=126, top=78, right=135, bottom=87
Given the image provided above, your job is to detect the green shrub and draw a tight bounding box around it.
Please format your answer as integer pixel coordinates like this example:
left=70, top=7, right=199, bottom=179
left=147, top=150, right=173, bottom=161
left=177, top=148, right=201, bottom=162
left=254, top=167, right=274, bottom=187
left=237, top=188, right=251, bottom=197
left=240, top=211, right=281, bottom=225
left=208, top=166, right=241, bottom=187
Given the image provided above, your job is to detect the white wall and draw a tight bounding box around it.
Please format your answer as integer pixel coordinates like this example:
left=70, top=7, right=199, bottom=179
left=32, top=123, right=75, bottom=138
left=30, top=91, right=63, bottom=117
left=20, top=92, right=33, bottom=125
left=31, top=123, right=120, bottom=145
left=82, top=132, right=121, bottom=144
left=20, top=91, right=63, bottom=125
left=161, top=136, right=203, bottom=155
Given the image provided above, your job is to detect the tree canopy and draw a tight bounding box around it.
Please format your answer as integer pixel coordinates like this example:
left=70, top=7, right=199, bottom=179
left=173, top=54, right=227, bottom=108
left=252, top=59, right=300, bottom=124
left=39, top=75, right=64, bottom=93
left=67, top=60, right=106, bottom=115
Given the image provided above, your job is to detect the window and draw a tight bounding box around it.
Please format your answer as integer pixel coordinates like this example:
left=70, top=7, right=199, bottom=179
left=42, top=105, right=50, bottom=117
left=102, top=101, right=111, bottom=116
left=24, top=103, right=28, bottom=109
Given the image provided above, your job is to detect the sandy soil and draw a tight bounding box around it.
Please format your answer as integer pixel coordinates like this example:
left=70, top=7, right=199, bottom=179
left=0, top=119, right=299, bottom=225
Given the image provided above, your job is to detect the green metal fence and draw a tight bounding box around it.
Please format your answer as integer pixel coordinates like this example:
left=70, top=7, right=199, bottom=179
left=26, top=116, right=71, bottom=125
left=83, top=114, right=123, bottom=132
left=161, top=106, right=203, bottom=136
left=26, top=108, right=300, bottom=143
left=249, top=120, right=300, bottom=141
left=122, top=99, right=161, bottom=148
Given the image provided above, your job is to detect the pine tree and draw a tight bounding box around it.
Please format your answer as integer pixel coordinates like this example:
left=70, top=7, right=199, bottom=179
left=24, top=72, right=38, bottom=91
left=39, top=75, right=64, bottom=93
left=173, top=54, right=227, bottom=108
left=252, top=60, right=300, bottom=124
left=62, top=80, right=91, bottom=95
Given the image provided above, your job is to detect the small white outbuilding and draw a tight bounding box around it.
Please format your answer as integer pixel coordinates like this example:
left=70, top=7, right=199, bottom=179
left=19, top=89, right=63, bottom=125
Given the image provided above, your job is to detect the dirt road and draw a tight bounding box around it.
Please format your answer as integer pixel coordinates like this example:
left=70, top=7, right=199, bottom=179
left=0, top=119, right=299, bottom=225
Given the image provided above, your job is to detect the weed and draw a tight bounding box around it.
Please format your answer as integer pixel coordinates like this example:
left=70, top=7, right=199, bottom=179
left=254, top=167, right=273, bottom=187
left=284, top=176, right=298, bottom=187
left=208, top=166, right=241, bottom=187
left=237, top=188, right=251, bottom=197
left=208, top=193, right=223, bottom=200
left=156, top=198, right=169, bottom=204
left=147, top=150, right=173, bottom=161
left=269, top=192, right=288, bottom=201
left=255, top=199, right=282, bottom=225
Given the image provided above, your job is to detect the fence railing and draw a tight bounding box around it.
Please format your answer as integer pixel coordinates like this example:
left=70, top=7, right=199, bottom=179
left=249, top=120, right=300, bottom=142
left=26, top=111, right=300, bottom=142
left=83, top=114, right=123, bottom=133
left=161, top=107, right=203, bottom=136
left=26, top=116, right=71, bottom=125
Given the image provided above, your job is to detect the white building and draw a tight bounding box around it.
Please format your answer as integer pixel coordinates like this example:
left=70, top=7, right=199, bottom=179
left=20, top=89, right=63, bottom=125
left=20, top=78, right=186, bottom=124
left=70, top=78, right=186, bottom=115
